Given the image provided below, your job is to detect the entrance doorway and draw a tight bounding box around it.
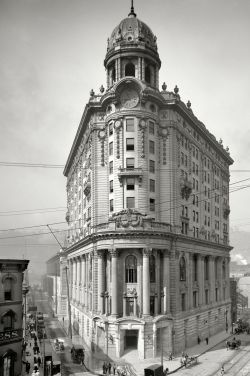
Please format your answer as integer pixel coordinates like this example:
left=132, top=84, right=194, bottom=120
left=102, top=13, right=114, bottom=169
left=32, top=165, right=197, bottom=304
left=124, top=330, right=138, bottom=349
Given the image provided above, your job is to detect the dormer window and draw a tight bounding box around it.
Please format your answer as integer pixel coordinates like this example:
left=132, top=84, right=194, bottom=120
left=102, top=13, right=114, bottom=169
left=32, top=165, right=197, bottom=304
left=125, top=62, right=135, bottom=77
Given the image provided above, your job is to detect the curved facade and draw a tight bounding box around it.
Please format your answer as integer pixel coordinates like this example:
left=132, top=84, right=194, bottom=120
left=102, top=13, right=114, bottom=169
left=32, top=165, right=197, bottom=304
left=62, top=4, right=233, bottom=359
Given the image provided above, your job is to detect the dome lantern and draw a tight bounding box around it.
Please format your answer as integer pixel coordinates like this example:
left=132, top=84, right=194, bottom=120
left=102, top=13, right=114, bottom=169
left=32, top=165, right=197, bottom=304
left=104, top=2, right=161, bottom=90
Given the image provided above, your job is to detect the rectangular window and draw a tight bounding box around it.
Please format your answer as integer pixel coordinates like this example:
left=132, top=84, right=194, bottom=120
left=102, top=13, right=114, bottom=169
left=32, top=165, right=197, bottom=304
left=149, top=140, right=155, bottom=154
left=110, top=180, right=113, bottom=193
left=126, top=118, right=134, bottom=132
left=181, top=293, right=186, bottom=311
left=87, top=207, right=91, bottom=218
left=109, top=141, right=113, bottom=156
left=215, top=288, right=218, bottom=302
left=149, top=160, right=155, bottom=173
left=110, top=199, right=114, bottom=212
left=127, top=197, right=135, bottom=209
left=126, top=158, right=134, bottom=169
left=149, top=198, right=155, bottom=211
left=109, top=161, right=113, bottom=174
left=126, top=138, right=134, bottom=151
left=193, top=291, right=197, bottom=308
left=205, top=290, right=209, bottom=305
left=126, top=178, right=135, bottom=190
left=149, top=121, right=154, bottom=134
left=109, top=123, right=113, bottom=135
left=149, top=179, right=155, bottom=192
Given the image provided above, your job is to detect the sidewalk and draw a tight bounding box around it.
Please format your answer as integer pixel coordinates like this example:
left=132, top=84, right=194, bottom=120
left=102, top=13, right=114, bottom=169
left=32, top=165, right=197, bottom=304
left=57, top=315, right=235, bottom=376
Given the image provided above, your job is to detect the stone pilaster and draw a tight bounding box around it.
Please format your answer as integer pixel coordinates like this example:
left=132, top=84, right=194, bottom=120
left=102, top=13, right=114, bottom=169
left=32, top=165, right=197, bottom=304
left=81, top=255, right=86, bottom=306
left=163, top=250, right=170, bottom=314
left=97, top=251, right=104, bottom=314
left=209, top=256, right=215, bottom=303
left=109, top=248, right=119, bottom=317
left=142, top=248, right=151, bottom=316
left=198, top=254, right=204, bottom=306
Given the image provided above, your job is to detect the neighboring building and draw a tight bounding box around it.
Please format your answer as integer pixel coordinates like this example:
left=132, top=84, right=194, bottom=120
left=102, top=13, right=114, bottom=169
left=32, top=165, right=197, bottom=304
left=230, top=277, right=248, bottom=325
left=238, top=276, right=250, bottom=312
left=230, top=261, right=250, bottom=278
left=0, top=259, right=29, bottom=376
left=61, top=4, right=233, bottom=358
left=45, top=252, right=68, bottom=319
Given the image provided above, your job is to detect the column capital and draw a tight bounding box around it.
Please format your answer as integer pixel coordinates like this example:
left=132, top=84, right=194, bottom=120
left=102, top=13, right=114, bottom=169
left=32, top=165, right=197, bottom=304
left=109, top=248, right=119, bottom=257
left=95, top=250, right=105, bottom=259
left=143, top=248, right=152, bottom=257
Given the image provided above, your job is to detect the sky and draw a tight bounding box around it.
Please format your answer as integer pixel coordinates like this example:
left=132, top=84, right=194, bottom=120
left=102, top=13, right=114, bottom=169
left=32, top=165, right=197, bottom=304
left=0, top=0, right=250, bottom=276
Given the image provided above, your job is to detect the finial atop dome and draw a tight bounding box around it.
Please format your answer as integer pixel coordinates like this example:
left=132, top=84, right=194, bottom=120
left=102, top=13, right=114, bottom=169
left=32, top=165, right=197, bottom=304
left=128, top=0, right=137, bottom=17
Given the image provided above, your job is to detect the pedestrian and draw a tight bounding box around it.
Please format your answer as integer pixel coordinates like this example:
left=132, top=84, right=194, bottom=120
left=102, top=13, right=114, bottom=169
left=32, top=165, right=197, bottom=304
left=205, top=337, right=209, bottom=345
left=197, top=336, right=201, bottom=345
left=168, top=352, right=173, bottom=360
left=30, top=342, right=32, bottom=347
left=26, top=361, right=30, bottom=374
left=108, top=362, right=112, bottom=375
left=164, top=367, right=169, bottom=375
left=38, top=357, right=41, bottom=367
left=103, top=362, right=106, bottom=375
left=220, top=365, right=225, bottom=375
left=113, top=363, right=116, bottom=375
left=226, top=340, right=229, bottom=350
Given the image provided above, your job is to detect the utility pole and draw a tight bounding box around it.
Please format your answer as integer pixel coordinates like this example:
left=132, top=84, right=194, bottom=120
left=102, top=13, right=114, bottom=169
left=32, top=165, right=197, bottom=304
left=65, top=266, right=72, bottom=339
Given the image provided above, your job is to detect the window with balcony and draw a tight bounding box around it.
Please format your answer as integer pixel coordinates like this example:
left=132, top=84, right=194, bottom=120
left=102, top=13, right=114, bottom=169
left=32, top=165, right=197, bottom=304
left=125, top=255, right=137, bottom=283
left=149, top=198, right=155, bottom=211
left=149, top=179, right=155, bottom=192
left=149, top=160, right=155, bottom=173
left=1, top=310, right=15, bottom=331
left=126, top=178, right=135, bottom=190
left=149, top=140, right=155, bottom=154
left=126, top=138, right=135, bottom=151
left=126, top=158, right=135, bottom=170
left=126, top=118, right=134, bottom=132
left=127, top=197, right=135, bottom=209
left=110, top=180, right=113, bottom=193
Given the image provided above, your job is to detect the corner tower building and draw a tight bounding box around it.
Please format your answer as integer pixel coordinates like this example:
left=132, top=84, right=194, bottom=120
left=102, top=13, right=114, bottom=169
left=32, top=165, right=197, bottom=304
left=63, top=4, right=233, bottom=358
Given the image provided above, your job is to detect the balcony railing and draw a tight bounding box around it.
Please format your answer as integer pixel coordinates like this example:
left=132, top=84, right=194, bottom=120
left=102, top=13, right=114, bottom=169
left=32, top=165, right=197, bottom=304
left=0, top=329, right=23, bottom=344
left=118, top=167, right=143, bottom=186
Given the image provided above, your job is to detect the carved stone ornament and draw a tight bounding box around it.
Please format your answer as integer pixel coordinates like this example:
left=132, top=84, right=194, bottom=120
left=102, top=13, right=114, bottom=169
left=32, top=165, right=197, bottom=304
left=98, top=129, right=106, bottom=140
left=114, top=119, right=122, bottom=130
left=109, top=248, right=119, bottom=257
left=127, top=287, right=137, bottom=296
left=143, top=248, right=152, bottom=257
left=111, top=208, right=146, bottom=228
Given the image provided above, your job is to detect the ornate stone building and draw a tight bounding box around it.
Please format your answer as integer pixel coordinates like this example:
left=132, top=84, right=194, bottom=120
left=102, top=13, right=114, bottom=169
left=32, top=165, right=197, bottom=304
left=62, top=3, right=233, bottom=358
left=0, top=259, right=29, bottom=375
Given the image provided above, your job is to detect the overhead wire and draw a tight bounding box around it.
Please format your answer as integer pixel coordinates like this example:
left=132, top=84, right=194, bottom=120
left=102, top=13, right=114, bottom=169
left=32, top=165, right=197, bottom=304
left=0, top=182, right=250, bottom=242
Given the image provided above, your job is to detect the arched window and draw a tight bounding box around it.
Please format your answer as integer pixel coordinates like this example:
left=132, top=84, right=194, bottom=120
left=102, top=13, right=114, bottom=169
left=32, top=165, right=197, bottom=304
left=222, top=260, right=226, bottom=279
left=125, top=62, right=135, bottom=77
left=149, top=255, right=156, bottom=283
left=145, top=65, right=151, bottom=84
left=179, top=257, right=186, bottom=281
left=111, top=67, right=116, bottom=83
left=125, top=255, right=137, bottom=283
left=1, top=310, right=16, bottom=331
left=204, top=256, right=209, bottom=280
left=1, top=349, right=16, bottom=376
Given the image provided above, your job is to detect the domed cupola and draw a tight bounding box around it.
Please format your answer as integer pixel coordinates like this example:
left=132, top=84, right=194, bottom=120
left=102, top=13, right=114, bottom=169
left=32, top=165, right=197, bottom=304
left=104, top=1, right=161, bottom=90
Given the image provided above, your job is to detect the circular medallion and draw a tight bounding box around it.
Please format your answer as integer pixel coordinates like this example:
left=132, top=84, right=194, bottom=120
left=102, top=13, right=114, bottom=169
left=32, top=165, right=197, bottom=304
left=98, top=130, right=106, bottom=139
left=120, top=89, right=139, bottom=109
left=114, top=120, right=122, bottom=129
